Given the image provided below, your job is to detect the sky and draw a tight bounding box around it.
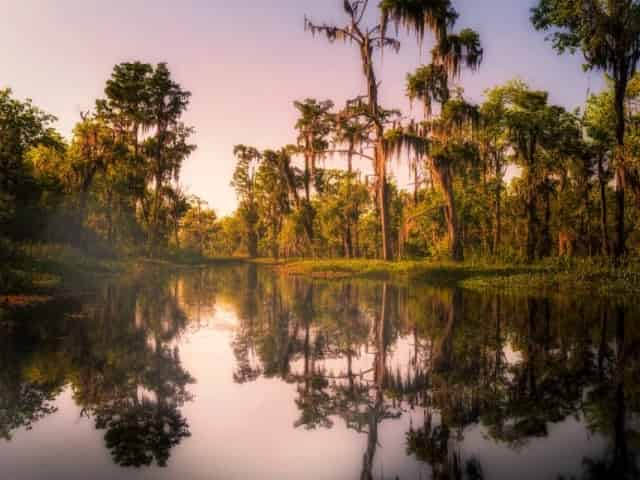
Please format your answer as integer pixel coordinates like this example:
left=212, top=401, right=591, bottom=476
left=0, top=0, right=604, bottom=216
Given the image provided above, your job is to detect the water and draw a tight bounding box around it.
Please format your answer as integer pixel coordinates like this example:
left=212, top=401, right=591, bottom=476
left=1, top=264, right=638, bottom=480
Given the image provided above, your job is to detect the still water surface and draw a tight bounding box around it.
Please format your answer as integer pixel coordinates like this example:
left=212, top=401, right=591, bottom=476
left=1, top=264, right=638, bottom=479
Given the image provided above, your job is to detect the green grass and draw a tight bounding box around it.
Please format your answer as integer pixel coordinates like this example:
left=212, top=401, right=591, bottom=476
left=269, top=256, right=640, bottom=296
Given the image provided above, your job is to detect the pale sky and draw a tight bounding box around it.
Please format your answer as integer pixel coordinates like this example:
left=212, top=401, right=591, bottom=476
left=0, top=0, right=602, bottom=215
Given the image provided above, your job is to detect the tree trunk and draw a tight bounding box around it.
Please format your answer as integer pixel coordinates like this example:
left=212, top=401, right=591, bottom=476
left=271, top=213, right=279, bottom=260
left=614, top=78, right=628, bottom=260
left=77, top=167, right=98, bottom=252
left=538, top=182, right=552, bottom=258
left=106, top=188, right=114, bottom=244
left=149, top=174, right=162, bottom=257
left=247, top=229, right=258, bottom=258
left=493, top=153, right=502, bottom=255
left=344, top=148, right=354, bottom=259
left=413, top=158, right=419, bottom=206
left=361, top=38, right=391, bottom=261
left=431, top=161, right=463, bottom=262
left=378, top=155, right=392, bottom=261
left=525, top=177, right=539, bottom=263
left=304, top=147, right=311, bottom=203
left=344, top=227, right=353, bottom=259
left=614, top=164, right=626, bottom=259
left=174, top=218, right=180, bottom=249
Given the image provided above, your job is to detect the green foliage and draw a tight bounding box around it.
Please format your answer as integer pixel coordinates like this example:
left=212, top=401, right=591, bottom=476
left=179, top=197, right=218, bottom=256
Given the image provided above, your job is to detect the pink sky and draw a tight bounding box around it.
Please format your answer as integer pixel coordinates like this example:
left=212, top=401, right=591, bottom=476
left=0, top=0, right=601, bottom=215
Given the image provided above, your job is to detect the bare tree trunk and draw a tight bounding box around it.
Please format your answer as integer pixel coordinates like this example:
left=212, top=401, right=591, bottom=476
left=538, top=182, right=552, bottom=258
left=378, top=149, right=392, bottom=261
left=149, top=174, right=163, bottom=257
left=614, top=79, right=628, bottom=260
left=525, top=176, right=539, bottom=263
left=344, top=148, right=354, bottom=259
left=247, top=230, right=258, bottom=258
left=431, top=161, right=463, bottom=262
left=614, top=163, right=626, bottom=259
left=493, top=153, right=502, bottom=255
left=271, top=212, right=279, bottom=260
left=360, top=36, right=391, bottom=261
left=304, top=146, right=311, bottom=203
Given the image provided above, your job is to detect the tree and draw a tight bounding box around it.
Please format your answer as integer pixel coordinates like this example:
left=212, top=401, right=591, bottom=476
left=388, top=34, right=482, bottom=262
left=142, top=63, right=195, bottom=255
left=332, top=113, right=371, bottom=257
left=256, top=149, right=292, bottom=259
left=479, top=92, right=509, bottom=255
left=180, top=196, right=218, bottom=256
left=96, top=61, right=153, bottom=156
left=293, top=99, right=334, bottom=202
left=68, top=114, right=119, bottom=248
left=0, top=88, right=60, bottom=240
left=315, top=169, right=370, bottom=257
left=232, top=145, right=261, bottom=258
left=305, top=0, right=473, bottom=260
left=484, top=81, right=580, bottom=262
left=388, top=95, right=480, bottom=261
left=532, top=0, right=640, bottom=258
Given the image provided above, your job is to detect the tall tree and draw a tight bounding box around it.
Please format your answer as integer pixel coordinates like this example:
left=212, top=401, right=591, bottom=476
left=143, top=64, right=195, bottom=255
left=293, top=99, right=334, bottom=251
left=305, top=0, right=472, bottom=260
left=332, top=112, right=371, bottom=257
left=532, top=0, right=640, bottom=258
left=484, top=81, right=564, bottom=262
left=232, top=145, right=261, bottom=258
left=387, top=22, right=483, bottom=262
left=479, top=93, right=509, bottom=255
left=387, top=96, right=480, bottom=261
left=68, top=114, right=119, bottom=248
left=256, top=149, right=292, bottom=259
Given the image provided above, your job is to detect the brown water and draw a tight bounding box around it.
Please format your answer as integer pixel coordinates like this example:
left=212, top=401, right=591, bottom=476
left=1, top=264, right=638, bottom=480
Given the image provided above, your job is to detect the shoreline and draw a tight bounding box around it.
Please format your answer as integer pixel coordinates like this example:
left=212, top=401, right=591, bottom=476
left=3, top=250, right=639, bottom=307
left=260, top=257, right=640, bottom=297
left=0, top=245, right=244, bottom=308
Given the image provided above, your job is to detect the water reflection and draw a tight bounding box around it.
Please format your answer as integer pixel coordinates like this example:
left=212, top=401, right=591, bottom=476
left=222, top=267, right=640, bottom=480
left=1, top=275, right=194, bottom=468
left=1, top=264, right=639, bottom=479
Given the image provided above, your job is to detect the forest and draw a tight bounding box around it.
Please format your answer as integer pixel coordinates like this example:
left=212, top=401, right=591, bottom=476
left=3, top=0, right=640, bottom=293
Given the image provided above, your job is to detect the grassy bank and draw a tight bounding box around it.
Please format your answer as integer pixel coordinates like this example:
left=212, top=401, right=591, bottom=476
left=270, top=257, right=640, bottom=296
left=0, top=243, right=239, bottom=306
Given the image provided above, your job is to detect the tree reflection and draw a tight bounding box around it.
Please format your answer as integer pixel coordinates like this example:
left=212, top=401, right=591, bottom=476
left=228, top=269, right=640, bottom=480
left=5, top=264, right=637, bottom=478
left=0, top=300, right=71, bottom=440
left=0, top=273, right=194, bottom=469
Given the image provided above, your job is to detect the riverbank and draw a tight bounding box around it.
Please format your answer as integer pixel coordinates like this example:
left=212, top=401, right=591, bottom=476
left=0, top=243, right=236, bottom=307
left=4, top=247, right=638, bottom=305
left=268, top=257, right=640, bottom=296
